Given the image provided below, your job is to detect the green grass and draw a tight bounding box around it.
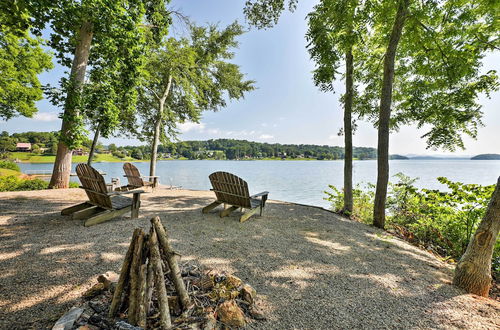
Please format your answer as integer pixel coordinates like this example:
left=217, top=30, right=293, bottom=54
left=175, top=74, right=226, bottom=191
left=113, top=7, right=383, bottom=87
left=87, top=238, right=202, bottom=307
left=0, top=168, right=22, bottom=177
left=8, top=152, right=136, bottom=163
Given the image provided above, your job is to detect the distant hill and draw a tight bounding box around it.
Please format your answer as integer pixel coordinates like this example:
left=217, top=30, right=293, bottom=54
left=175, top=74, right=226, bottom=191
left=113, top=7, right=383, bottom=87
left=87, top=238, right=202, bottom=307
left=390, top=154, right=409, bottom=160
left=409, top=156, right=469, bottom=160
left=471, top=154, right=500, bottom=160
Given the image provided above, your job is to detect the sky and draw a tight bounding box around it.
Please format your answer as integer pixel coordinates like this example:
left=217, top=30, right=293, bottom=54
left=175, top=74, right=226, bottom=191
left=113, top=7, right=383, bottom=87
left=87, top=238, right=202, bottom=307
left=1, top=0, right=499, bottom=156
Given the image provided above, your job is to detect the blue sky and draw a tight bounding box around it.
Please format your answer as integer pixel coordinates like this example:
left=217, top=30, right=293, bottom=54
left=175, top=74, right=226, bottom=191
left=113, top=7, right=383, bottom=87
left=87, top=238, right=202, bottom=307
left=1, top=0, right=499, bottom=155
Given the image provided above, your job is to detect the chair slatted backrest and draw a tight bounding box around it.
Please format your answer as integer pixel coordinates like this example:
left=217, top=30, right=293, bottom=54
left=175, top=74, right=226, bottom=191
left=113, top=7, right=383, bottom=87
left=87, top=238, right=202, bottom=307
left=123, top=162, right=145, bottom=187
left=209, top=171, right=251, bottom=208
left=76, top=163, right=113, bottom=209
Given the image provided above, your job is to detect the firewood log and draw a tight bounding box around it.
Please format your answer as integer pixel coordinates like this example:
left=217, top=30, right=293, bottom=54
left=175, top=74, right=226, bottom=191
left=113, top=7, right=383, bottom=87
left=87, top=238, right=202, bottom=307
left=128, top=229, right=145, bottom=325
left=109, top=228, right=140, bottom=318
left=150, top=227, right=172, bottom=329
left=151, top=216, right=191, bottom=310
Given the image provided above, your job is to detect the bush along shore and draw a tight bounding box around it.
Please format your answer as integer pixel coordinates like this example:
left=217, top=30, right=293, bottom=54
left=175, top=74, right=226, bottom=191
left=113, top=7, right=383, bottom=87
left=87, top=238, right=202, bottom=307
left=325, top=173, right=500, bottom=281
left=0, top=160, right=78, bottom=191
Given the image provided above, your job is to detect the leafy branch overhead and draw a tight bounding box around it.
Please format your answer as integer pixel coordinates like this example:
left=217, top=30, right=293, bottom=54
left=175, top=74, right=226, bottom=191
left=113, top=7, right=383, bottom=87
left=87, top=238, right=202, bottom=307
left=135, top=21, right=255, bottom=176
left=136, top=21, right=256, bottom=144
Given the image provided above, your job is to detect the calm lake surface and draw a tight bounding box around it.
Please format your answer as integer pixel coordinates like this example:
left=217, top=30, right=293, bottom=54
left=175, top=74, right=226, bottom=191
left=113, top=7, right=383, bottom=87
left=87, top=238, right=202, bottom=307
left=19, top=160, right=500, bottom=208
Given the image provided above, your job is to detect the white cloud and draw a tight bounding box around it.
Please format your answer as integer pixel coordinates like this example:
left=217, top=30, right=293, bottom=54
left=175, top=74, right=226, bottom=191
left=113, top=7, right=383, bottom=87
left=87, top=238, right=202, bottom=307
left=328, top=135, right=336, bottom=140
left=33, top=112, right=59, bottom=122
left=259, top=134, right=274, bottom=139
left=178, top=122, right=205, bottom=133
left=207, top=128, right=220, bottom=134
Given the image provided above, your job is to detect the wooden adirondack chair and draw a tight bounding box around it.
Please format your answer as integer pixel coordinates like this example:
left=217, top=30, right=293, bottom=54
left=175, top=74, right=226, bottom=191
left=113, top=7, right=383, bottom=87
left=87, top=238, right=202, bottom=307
left=61, top=163, right=144, bottom=227
left=202, top=171, right=269, bottom=222
left=120, top=162, right=159, bottom=191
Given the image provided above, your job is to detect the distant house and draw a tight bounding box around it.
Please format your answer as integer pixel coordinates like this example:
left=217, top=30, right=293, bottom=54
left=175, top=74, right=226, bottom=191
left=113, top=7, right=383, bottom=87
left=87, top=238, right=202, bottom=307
left=72, top=148, right=88, bottom=156
left=16, top=143, right=32, bottom=152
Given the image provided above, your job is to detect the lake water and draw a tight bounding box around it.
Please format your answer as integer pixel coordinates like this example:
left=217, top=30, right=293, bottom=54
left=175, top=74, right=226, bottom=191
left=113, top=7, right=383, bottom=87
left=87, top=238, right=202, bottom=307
left=18, top=160, right=500, bottom=208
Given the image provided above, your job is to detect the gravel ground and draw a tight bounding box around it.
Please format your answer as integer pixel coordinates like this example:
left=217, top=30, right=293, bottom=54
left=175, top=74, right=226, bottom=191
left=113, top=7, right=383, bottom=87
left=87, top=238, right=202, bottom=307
left=0, top=188, right=499, bottom=329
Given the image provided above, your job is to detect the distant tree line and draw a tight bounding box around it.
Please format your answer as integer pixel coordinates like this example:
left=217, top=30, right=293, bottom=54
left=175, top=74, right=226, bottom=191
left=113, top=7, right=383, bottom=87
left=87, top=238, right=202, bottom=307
left=0, top=132, right=377, bottom=161
left=149, top=139, right=376, bottom=160
left=0, top=131, right=97, bottom=156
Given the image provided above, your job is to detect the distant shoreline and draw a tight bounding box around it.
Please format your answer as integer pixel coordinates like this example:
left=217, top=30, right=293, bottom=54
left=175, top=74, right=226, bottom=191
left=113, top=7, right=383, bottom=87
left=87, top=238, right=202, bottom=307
left=15, top=158, right=500, bottom=165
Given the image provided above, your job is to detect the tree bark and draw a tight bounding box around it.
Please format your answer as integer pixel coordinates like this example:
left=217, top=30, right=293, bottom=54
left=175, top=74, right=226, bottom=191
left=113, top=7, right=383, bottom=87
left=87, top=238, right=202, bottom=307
left=453, top=177, right=500, bottom=297
left=149, top=75, right=172, bottom=178
left=373, top=0, right=409, bottom=229
left=49, top=21, right=93, bottom=188
left=343, top=48, right=354, bottom=214
left=87, top=123, right=101, bottom=166
left=150, top=116, right=162, bottom=177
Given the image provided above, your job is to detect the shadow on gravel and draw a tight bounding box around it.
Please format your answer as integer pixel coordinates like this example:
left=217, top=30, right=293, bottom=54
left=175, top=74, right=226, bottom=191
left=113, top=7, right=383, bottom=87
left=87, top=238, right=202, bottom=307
left=0, top=192, right=497, bottom=329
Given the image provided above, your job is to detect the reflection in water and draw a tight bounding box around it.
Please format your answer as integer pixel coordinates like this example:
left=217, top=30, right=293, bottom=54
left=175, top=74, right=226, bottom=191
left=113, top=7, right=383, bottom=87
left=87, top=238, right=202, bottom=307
left=18, top=160, right=500, bottom=208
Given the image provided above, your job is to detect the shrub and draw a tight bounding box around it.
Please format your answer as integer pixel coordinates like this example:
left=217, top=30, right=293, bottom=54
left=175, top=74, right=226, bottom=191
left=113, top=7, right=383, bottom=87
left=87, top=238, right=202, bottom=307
left=324, top=183, right=374, bottom=223
left=69, top=181, right=80, bottom=188
left=325, top=174, right=499, bottom=275
left=0, top=160, right=20, bottom=172
left=0, top=175, right=48, bottom=191
left=17, top=178, right=48, bottom=190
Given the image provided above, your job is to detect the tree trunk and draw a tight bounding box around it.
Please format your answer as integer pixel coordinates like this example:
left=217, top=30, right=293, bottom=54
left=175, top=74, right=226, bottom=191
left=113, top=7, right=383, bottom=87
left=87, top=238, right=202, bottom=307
left=453, top=177, right=500, bottom=297
left=149, top=114, right=162, bottom=177
left=149, top=75, right=172, bottom=177
left=343, top=48, right=354, bottom=214
left=87, top=123, right=101, bottom=166
left=49, top=21, right=93, bottom=188
left=373, top=0, right=409, bottom=229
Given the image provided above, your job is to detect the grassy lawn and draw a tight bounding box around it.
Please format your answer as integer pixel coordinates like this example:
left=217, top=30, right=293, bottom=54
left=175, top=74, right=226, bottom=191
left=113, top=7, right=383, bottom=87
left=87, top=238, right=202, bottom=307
left=0, top=168, right=22, bottom=177
left=8, top=152, right=137, bottom=163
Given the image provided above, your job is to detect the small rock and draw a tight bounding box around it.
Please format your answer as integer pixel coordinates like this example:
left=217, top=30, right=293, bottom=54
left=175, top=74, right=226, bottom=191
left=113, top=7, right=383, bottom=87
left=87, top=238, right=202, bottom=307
left=52, top=306, right=84, bottom=330
left=249, top=306, right=266, bottom=320
left=216, top=300, right=246, bottom=327
left=97, top=271, right=119, bottom=289
left=89, top=300, right=107, bottom=314
left=114, top=320, right=143, bottom=330
left=240, top=284, right=256, bottom=305
left=83, top=283, right=106, bottom=298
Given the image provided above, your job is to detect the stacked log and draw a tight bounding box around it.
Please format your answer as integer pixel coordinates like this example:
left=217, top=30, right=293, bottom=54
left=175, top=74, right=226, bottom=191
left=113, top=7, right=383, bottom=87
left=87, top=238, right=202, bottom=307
left=108, top=217, right=190, bottom=329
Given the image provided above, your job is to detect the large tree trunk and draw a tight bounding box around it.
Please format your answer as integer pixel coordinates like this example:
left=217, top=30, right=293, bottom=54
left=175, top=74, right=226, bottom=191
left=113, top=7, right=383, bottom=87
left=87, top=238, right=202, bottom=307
left=453, top=177, right=500, bottom=297
left=149, top=75, right=172, bottom=177
left=49, top=21, right=93, bottom=188
left=372, top=0, right=409, bottom=229
left=87, top=123, right=101, bottom=166
left=343, top=48, right=354, bottom=214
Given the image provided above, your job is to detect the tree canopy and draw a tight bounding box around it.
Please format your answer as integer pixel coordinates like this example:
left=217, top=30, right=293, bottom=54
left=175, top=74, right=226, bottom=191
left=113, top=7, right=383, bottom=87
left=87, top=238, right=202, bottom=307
left=0, top=1, right=53, bottom=120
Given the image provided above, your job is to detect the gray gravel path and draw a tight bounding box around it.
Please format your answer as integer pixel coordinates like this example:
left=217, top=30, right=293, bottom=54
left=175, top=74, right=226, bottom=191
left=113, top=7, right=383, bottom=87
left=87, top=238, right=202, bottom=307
left=0, top=188, right=498, bottom=329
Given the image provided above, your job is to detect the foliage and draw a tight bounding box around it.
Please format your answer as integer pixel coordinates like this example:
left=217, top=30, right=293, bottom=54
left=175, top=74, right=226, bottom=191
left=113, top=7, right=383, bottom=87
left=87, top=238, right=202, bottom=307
left=244, top=0, right=298, bottom=29
left=325, top=174, right=499, bottom=274
left=0, top=131, right=90, bottom=155
left=0, top=24, right=53, bottom=120
left=324, top=183, right=374, bottom=221
left=0, top=160, right=20, bottom=172
left=305, top=0, right=368, bottom=92
left=0, top=175, right=48, bottom=191
left=158, top=139, right=377, bottom=160
left=355, top=0, right=499, bottom=151
left=135, top=22, right=255, bottom=145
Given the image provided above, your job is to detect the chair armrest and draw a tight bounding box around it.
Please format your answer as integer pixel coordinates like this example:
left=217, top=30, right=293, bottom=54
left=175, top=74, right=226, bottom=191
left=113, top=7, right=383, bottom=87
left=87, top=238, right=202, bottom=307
left=250, top=191, right=269, bottom=198
left=108, top=189, right=145, bottom=196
